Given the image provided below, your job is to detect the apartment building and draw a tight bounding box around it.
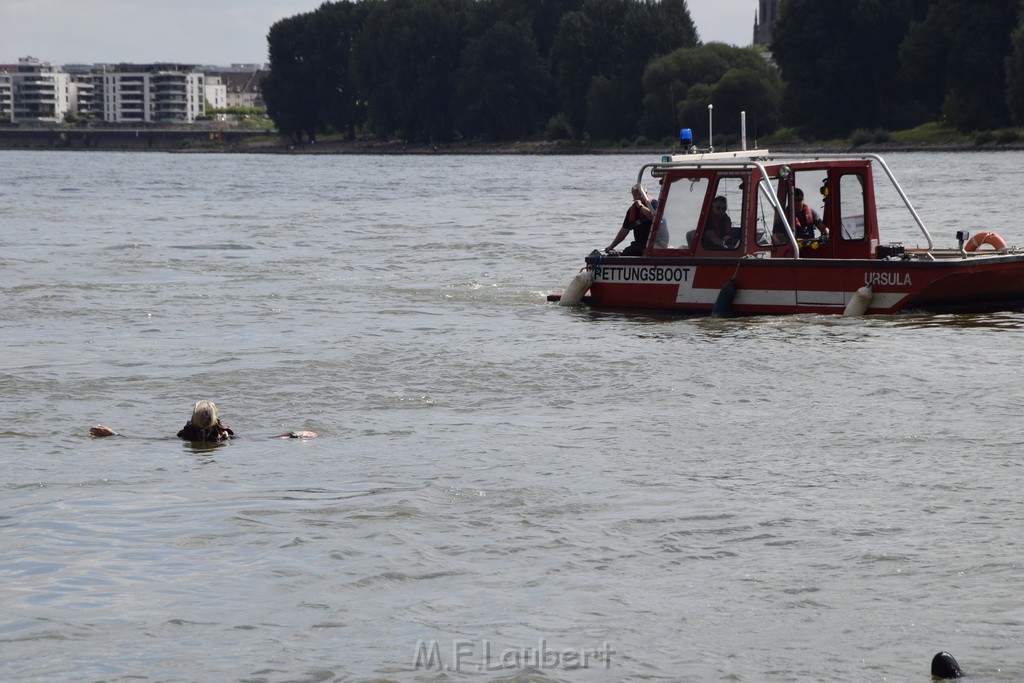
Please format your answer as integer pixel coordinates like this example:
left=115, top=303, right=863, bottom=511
left=9, top=57, right=70, bottom=122
left=65, top=64, right=99, bottom=119
left=1, top=58, right=207, bottom=123
left=205, top=75, right=228, bottom=110
left=207, top=65, right=268, bottom=109
left=0, top=70, right=11, bottom=120
left=97, top=64, right=205, bottom=123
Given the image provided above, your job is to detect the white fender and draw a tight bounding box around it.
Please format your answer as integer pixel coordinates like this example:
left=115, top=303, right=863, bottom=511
left=843, top=284, right=873, bottom=316
left=559, top=268, right=594, bottom=306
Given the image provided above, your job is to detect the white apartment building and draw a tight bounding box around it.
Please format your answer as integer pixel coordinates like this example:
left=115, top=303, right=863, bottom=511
left=0, top=72, right=12, bottom=120
left=10, top=57, right=70, bottom=122
left=98, top=64, right=205, bottom=123
left=205, top=75, right=228, bottom=110
left=69, top=77, right=96, bottom=119
left=64, top=64, right=98, bottom=119
left=1, top=58, right=264, bottom=124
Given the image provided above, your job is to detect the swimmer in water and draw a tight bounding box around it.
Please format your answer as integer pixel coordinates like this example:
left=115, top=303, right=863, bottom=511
left=89, top=400, right=316, bottom=441
left=931, top=652, right=964, bottom=679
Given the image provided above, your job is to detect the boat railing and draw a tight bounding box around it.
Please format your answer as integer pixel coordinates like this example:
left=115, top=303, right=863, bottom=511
left=755, top=173, right=799, bottom=253
left=751, top=152, right=935, bottom=252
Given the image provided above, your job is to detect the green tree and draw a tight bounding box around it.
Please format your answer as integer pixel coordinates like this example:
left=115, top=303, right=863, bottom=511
left=649, top=0, right=699, bottom=58
left=677, top=82, right=715, bottom=142
left=263, top=1, right=368, bottom=142
left=455, top=21, right=555, bottom=139
left=475, top=0, right=585, bottom=56
left=585, top=75, right=627, bottom=140
left=900, top=0, right=1018, bottom=131
left=352, top=0, right=473, bottom=142
left=551, top=0, right=698, bottom=140
left=640, top=46, right=726, bottom=139
left=639, top=43, right=776, bottom=140
left=267, top=0, right=704, bottom=143
left=1005, top=4, right=1024, bottom=123
left=772, top=0, right=926, bottom=138
left=598, top=0, right=698, bottom=141
left=549, top=10, right=597, bottom=134
left=710, top=67, right=782, bottom=140
left=309, top=1, right=369, bottom=140
left=263, top=11, right=322, bottom=142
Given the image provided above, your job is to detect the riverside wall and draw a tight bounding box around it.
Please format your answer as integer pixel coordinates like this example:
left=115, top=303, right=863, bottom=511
left=0, top=127, right=270, bottom=151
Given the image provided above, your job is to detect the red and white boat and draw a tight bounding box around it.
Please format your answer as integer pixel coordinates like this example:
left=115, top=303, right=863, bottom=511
left=554, top=150, right=1024, bottom=315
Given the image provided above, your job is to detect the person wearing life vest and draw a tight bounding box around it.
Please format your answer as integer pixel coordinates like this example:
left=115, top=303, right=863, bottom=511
left=606, top=186, right=663, bottom=255
left=793, top=188, right=830, bottom=241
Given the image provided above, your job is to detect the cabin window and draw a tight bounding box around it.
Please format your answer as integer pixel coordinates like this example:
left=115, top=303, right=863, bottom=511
left=838, top=174, right=867, bottom=240
left=764, top=172, right=829, bottom=245
left=754, top=180, right=778, bottom=246
left=660, top=176, right=709, bottom=249
left=753, top=181, right=774, bottom=245
left=701, top=177, right=744, bottom=250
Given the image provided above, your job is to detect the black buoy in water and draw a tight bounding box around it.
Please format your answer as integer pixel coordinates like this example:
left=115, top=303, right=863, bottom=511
left=711, top=278, right=737, bottom=317
left=931, top=651, right=964, bottom=679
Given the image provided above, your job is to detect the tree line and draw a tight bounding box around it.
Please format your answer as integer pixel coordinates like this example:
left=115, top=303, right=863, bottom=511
left=262, top=0, right=1024, bottom=146
left=773, top=0, right=1024, bottom=138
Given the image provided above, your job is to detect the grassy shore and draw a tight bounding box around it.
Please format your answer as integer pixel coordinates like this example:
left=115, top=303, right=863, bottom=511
left=5, top=121, right=1023, bottom=154
left=227, top=121, right=1024, bottom=155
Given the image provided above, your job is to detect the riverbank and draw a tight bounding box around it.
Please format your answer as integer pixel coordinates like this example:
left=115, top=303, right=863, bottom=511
left=221, top=135, right=1024, bottom=155
left=0, top=127, right=267, bottom=151
left=4, top=126, right=1024, bottom=154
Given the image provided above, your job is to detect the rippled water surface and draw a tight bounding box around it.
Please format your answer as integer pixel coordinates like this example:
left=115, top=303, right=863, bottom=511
left=2, top=150, right=1023, bottom=681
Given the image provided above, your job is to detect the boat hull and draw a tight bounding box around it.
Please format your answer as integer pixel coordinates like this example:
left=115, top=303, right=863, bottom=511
left=584, top=253, right=1024, bottom=315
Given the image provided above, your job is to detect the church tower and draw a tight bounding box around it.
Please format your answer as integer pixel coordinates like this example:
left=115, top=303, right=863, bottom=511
left=753, top=0, right=780, bottom=46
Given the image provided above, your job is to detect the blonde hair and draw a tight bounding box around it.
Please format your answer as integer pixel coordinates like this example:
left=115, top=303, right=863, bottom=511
left=190, top=400, right=219, bottom=430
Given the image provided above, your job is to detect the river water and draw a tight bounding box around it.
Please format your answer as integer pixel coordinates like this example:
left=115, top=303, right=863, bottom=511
left=2, top=150, right=1022, bottom=682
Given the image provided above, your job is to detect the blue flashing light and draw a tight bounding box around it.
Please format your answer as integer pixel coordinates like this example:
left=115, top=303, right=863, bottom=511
left=679, top=128, right=693, bottom=145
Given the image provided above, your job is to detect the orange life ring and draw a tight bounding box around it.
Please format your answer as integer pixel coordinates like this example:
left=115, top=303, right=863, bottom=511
left=965, top=231, right=1007, bottom=252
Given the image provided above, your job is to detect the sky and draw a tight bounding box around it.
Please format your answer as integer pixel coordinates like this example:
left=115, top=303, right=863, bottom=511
left=0, top=0, right=759, bottom=66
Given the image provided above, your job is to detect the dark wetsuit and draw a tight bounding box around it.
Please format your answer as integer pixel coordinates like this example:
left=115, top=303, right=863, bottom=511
left=620, top=199, right=659, bottom=256
left=177, top=421, right=235, bottom=442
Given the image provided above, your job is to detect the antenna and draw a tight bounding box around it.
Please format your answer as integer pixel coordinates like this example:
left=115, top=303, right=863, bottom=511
left=708, top=104, right=714, bottom=152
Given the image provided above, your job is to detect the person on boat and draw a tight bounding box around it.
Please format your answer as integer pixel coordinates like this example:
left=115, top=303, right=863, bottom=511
left=605, top=186, right=663, bottom=255
left=89, top=400, right=316, bottom=441
left=701, top=196, right=739, bottom=249
left=792, top=188, right=830, bottom=241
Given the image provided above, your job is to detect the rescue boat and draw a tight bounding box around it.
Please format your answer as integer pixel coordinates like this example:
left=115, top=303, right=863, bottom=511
left=553, top=149, right=1024, bottom=315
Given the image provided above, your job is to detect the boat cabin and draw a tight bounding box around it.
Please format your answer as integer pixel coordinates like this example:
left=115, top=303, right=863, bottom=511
left=637, top=155, right=887, bottom=260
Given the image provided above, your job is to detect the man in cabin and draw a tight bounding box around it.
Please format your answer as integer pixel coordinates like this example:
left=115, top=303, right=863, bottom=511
left=793, top=188, right=830, bottom=241
left=702, top=196, right=739, bottom=249
left=605, top=186, right=661, bottom=255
